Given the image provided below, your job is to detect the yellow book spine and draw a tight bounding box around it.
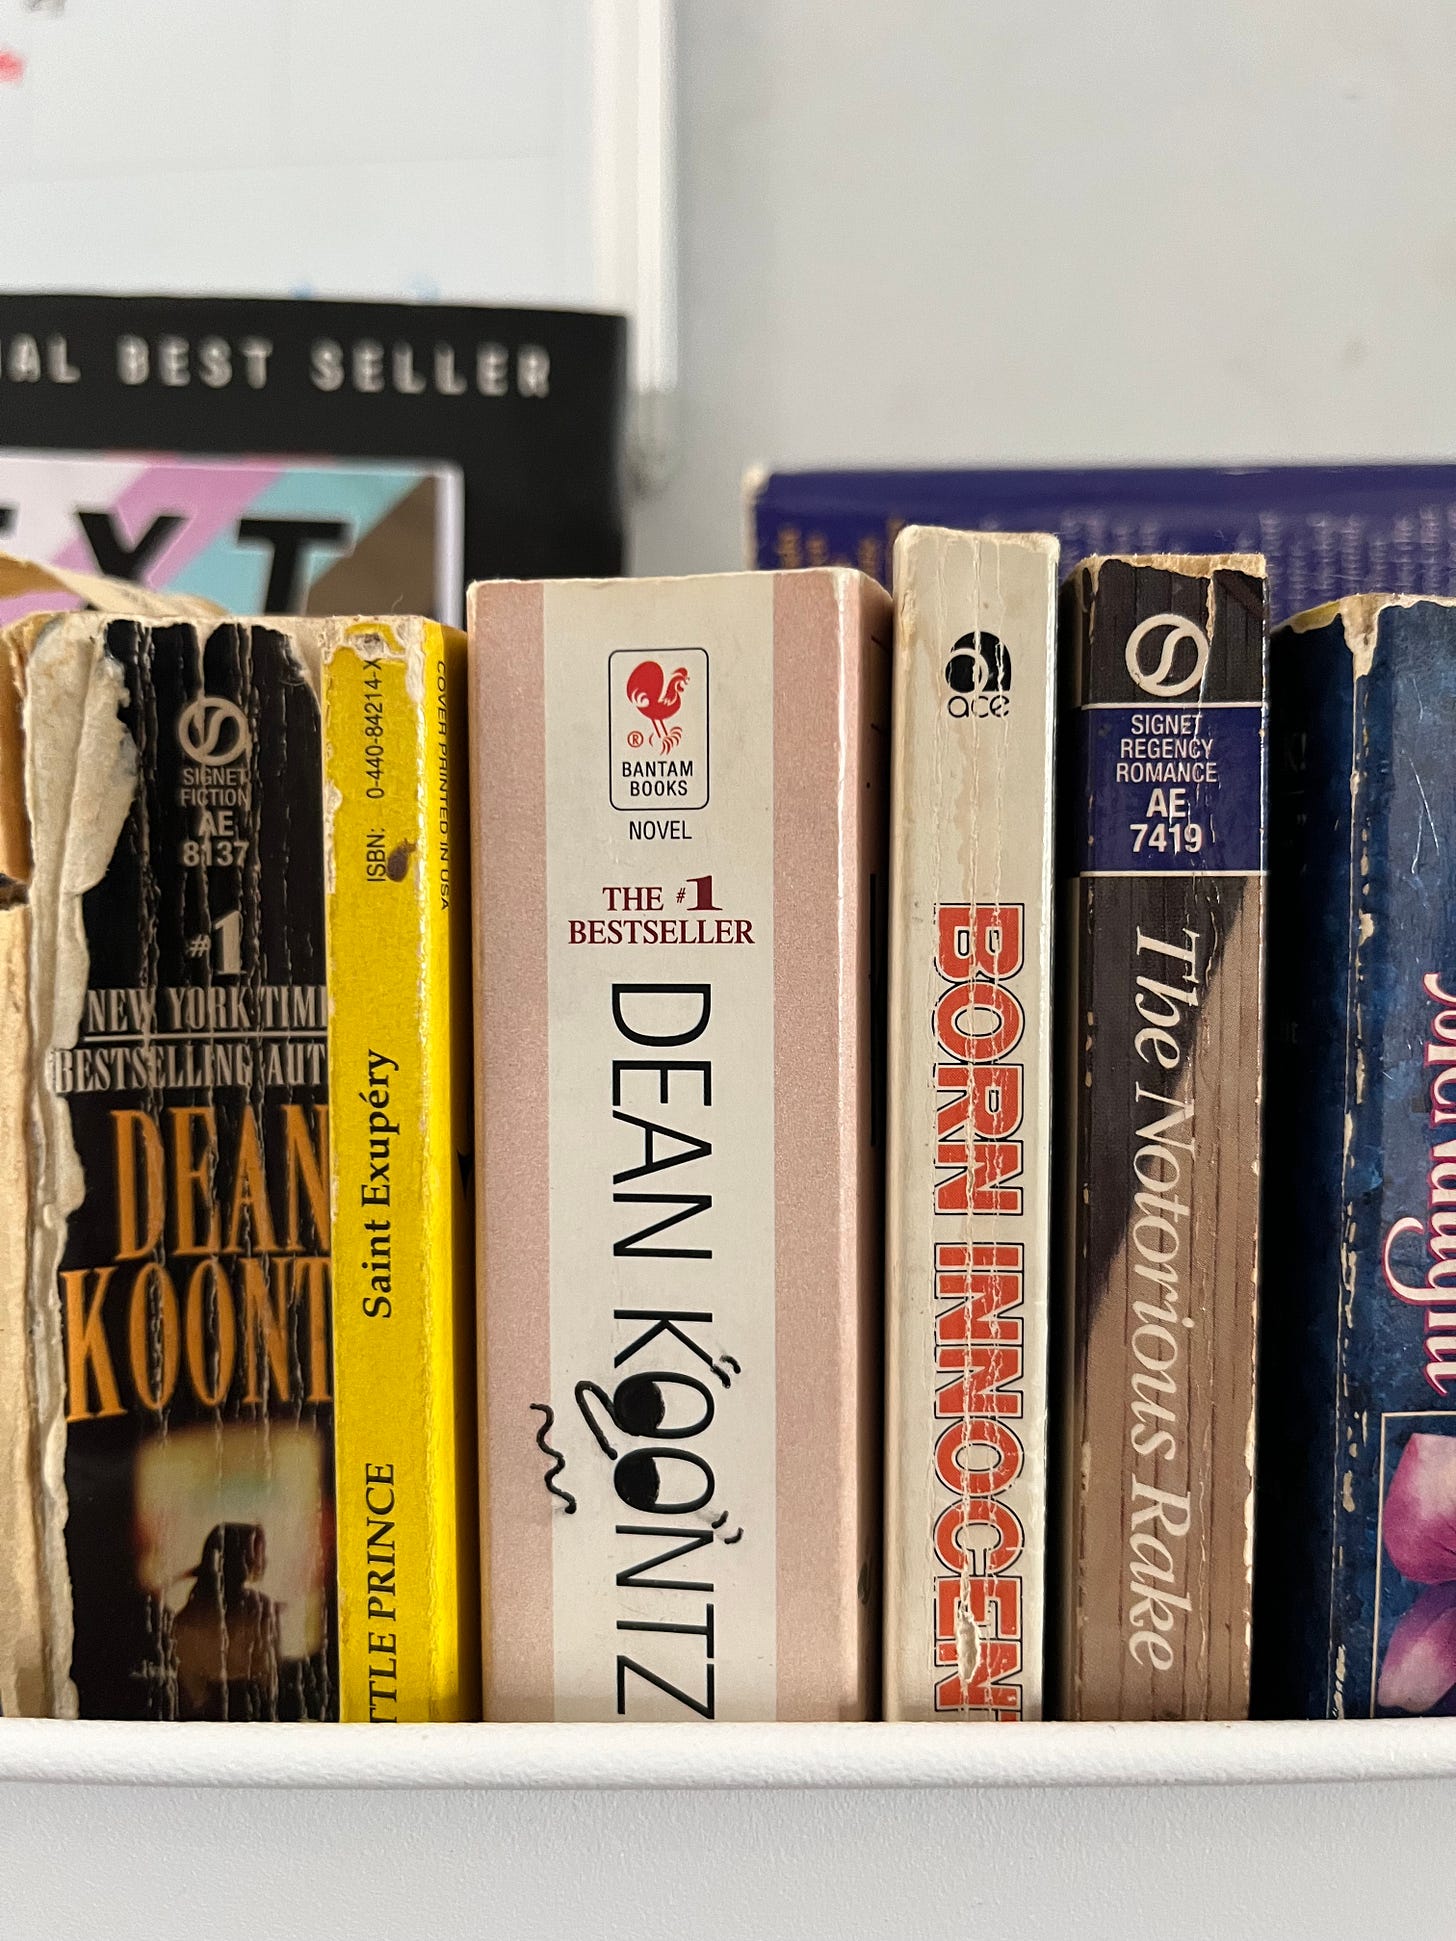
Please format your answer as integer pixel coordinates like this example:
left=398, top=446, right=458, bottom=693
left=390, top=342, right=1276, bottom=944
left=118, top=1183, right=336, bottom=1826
left=322, top=618, right=478, bottom=1722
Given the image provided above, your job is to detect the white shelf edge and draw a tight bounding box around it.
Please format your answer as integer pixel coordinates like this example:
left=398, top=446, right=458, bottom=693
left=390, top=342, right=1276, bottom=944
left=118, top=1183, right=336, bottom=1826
left=1, top=1716, right=1453, bottom=1793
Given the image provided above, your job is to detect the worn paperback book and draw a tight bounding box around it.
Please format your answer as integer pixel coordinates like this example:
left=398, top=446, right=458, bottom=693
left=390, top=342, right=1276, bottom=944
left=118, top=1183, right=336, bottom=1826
left=1060, top=553, right=1267, bottom=1721
left=0, top=560, right=476, bottom=1719
left=883, top=526, right=1058, bottom=1721
left=1258, top=594, right=1456, bottom=1718
left=470, top=567, right=890, bottom=1721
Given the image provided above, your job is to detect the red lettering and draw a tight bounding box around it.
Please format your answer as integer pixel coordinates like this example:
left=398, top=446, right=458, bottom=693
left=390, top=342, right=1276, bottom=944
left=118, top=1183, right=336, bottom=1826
left=934, top=1241, right=1023, bottom=1349
left=933, top=1572, right=1022, bottom=1663
left=934, top=980, right=1024, bottom=1064
left=972, top=1138, right=1023, bottom=1215
left=971, top=1064, right=1022, bottom=1139
left=935, top=1346, right=1024, bottom=1417
left=934, top=1642, right=1023, bottom=1716
left=935, top=1066, right=1023, bottom=1149
left=936, top=903, right=1024, bottom=981
left=926, top=907, right=1030, bottom=1714
left=934, top=1170, right=970, bottom=1214
left=933, top=1496, right=1023, bottom=1576
left=933, top=1416, right=1024, bottom=1497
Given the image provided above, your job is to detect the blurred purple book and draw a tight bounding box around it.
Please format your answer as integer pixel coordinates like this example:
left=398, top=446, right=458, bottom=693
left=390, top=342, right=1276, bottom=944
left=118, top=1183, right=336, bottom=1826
left=746, top=464, right=1456, bottom=619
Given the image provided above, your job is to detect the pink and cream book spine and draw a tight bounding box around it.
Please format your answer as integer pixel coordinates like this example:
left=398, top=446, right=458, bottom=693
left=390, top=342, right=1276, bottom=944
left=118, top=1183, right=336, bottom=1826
left=884, top=526, right=1058, bottom=1720
left=469, top=568, right=890, bottom=1721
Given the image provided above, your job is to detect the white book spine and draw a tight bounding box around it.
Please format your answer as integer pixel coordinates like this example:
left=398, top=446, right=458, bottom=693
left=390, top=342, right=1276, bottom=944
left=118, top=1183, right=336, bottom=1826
left=884, top=526, right=1058, bottom=1720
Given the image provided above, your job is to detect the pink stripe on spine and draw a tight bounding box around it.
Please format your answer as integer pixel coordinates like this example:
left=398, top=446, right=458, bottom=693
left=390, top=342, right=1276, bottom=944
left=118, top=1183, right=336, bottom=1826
left=470, top=579, right=554, bottom=1719
left=48, top=460, right=284, bottom=585
left=772, top=571, right=881, bottom=1720
left=0, top=460, right=285, bottom=629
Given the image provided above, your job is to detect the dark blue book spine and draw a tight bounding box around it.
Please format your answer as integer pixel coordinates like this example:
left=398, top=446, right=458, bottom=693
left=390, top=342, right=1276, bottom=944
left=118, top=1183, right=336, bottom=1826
left=749, top=466, right=1456, bottom=621
left=1259, top=596, right=1456, bottom=1717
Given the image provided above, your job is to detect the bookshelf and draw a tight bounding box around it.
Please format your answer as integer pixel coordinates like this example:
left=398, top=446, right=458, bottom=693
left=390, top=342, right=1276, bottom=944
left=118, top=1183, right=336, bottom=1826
left=2, top=11, right=1453, bottom=1939
left=2, top=1718, right=1453, bottom=1938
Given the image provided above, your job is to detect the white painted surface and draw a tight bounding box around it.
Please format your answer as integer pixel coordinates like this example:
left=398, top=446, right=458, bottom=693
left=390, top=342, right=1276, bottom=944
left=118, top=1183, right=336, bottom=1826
left=6, top=1714, right=1456, bottom=1790
left=0, top=0, right=654, bottom=315
left=0, top=0, right=592, bottom=302
left=634, top=0, right=1456, bottom=572
left=1, top=1720, right=1453, bottom=1939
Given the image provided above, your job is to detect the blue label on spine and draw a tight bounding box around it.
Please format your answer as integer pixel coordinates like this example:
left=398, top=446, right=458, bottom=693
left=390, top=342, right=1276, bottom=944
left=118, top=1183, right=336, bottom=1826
left=1079, top=702, right=1265, bottom=874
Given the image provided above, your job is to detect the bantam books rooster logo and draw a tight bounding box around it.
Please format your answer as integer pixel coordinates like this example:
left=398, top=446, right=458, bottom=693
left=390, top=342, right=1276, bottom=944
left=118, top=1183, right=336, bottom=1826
left=627, top=659, right=690, bottom=754
left=609, top=645, right=709, bottom=812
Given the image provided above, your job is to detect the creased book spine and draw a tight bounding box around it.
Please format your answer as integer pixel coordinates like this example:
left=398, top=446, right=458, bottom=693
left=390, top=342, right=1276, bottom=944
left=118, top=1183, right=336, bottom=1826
left=15, top=612, right=337, bottom=1719
left=470, top=567, right=890, bottom=1721
left=0, top=622, right=47, bottom=1718
left=321, top=618, right=478, bottom=1722
left=883, top=527, right=1058, bottom=1720
left=0, top=563, right=223, bottom=1717
left=1257, top=596, right=1456, bottom=1718
left=1060, top=553, right=1267, bottom=1721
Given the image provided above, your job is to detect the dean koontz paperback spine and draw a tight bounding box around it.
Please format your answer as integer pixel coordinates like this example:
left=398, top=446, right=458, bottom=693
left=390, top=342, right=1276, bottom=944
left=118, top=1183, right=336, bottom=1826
left=13, top=610, right=337, bottom=1719
left=1256, top=596, right=1456, bottom=1719
left=469, top=567, right=891, bottom=1721
left=1060, top=553, right=1267, bottom=1721
left=883, top=526, right=1058, bottom=1721
left=321, top=618, right=478, bottom=1723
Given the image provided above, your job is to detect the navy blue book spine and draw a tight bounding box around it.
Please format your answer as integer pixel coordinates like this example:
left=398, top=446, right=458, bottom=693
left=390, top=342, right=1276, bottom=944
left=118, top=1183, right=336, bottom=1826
left=1259, top=596, right=1456, bottom=1718
left=749, top=466, right=1456, bottom=621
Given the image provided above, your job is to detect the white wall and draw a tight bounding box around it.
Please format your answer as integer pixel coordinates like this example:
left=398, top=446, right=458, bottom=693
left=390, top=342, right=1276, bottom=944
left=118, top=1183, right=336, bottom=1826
left=635, top=0, right=1456, bottom=574
left=0, top=0, right=596, bottom=305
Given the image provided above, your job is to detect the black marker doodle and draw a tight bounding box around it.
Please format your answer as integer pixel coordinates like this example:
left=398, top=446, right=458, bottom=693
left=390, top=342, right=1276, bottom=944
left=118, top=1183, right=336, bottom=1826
left=711, top=1510, right=743, bottom=1545
left=531, top=1402, right=576, bottom=1513
left=572, top=1374, right=744, bottom=1541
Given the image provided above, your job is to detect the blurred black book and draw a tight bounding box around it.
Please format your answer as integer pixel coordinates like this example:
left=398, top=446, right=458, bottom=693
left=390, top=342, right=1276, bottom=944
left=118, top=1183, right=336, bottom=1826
left=0, top=294, right=626, bottom=620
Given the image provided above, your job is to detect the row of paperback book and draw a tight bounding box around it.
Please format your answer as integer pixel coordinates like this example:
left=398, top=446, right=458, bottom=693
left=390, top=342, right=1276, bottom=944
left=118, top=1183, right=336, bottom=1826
left=0, top=533, right=1449, bottom=1724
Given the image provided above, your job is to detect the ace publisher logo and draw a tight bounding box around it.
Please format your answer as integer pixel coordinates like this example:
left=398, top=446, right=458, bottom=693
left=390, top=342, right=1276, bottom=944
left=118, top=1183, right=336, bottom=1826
left=944, top=630, right=1012, bottom=718
left=609, top=647, right=710, bottom=810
